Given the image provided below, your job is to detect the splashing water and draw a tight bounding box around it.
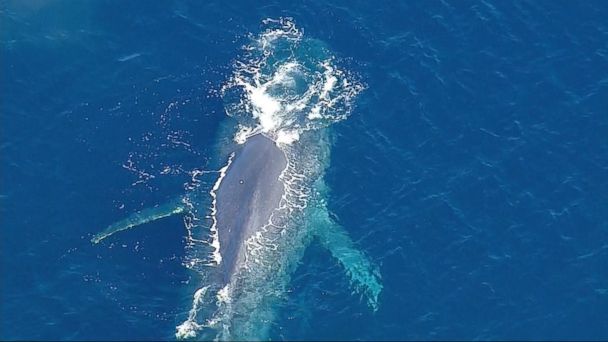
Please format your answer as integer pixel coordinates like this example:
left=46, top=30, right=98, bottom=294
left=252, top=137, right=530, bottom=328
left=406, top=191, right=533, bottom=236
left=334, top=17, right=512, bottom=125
left=221, top=18, right=364, bottom=145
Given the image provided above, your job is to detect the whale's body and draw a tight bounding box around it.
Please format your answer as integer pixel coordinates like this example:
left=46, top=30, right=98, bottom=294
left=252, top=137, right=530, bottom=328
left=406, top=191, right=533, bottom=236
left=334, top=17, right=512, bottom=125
left=91, top=130, right=381, bottom=340
left=215, top=134, right=287, bottom=284
left=92, top=18, right=382, bottom=341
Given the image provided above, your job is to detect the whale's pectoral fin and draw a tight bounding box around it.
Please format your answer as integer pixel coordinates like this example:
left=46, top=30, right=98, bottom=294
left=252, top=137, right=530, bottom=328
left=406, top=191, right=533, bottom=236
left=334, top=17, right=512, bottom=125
left=310, top=202, right=382, bottom=311
left=91, top=198, right=187, bottom=244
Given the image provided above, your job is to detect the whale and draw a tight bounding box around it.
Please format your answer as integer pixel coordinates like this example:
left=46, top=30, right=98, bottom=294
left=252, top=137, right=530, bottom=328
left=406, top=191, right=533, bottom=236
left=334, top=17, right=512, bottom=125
left=92, top=133, right=287, bottom=287
left=213, top=133, right=287, bottom=285
left=91, top=131, right=381, bottom=339
left=91, top=18, right=382, bottom=340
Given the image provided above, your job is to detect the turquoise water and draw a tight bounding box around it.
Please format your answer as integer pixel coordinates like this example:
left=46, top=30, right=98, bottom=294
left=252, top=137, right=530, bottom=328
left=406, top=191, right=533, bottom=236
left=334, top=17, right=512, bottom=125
left=2, top=1, right=607, bottom=340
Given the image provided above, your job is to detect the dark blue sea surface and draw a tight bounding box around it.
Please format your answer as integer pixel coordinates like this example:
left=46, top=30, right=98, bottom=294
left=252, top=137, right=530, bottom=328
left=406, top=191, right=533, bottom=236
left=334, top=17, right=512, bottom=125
left=2, top=1, right=607, bottom=340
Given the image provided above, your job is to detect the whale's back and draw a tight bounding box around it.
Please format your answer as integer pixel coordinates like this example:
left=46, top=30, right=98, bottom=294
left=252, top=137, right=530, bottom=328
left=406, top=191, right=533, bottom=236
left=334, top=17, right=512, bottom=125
left=215, top=134, right=287, bottom=282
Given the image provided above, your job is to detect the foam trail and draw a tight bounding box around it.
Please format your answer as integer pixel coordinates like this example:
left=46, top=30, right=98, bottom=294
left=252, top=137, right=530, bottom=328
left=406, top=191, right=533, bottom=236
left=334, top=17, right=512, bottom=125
left=206, top=153, right=235, bottom=265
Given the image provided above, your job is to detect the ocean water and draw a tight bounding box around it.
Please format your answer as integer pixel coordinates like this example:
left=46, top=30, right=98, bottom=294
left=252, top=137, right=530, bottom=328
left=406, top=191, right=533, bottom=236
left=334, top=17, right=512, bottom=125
left=1, top=1, right=607, bottom=340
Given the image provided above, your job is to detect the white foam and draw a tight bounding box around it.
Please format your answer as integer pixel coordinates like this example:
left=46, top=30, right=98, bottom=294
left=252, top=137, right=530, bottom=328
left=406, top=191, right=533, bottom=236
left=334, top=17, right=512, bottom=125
left=320, top=61, right=338, bottom=99
left=207, top=153, right=235, bottom=265
left=222, top=18, right=364, bottom=147
left=276, top=130, right=300, bottom=145
left=307, top=105, right=322, bottom=120
left=216, top=284, right=232, bottom=304
left=175, top=286, right=209, bottom=340
left=233, top=125, right=261, bottom=144
left=175, top=320, right=200, bottom=340
left=243, top=82, right=281, bottom=131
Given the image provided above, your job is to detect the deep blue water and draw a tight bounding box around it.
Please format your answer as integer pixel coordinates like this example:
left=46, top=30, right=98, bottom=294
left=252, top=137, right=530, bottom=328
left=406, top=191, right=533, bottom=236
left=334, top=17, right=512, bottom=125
left=2, top=1, right=607, bottom=340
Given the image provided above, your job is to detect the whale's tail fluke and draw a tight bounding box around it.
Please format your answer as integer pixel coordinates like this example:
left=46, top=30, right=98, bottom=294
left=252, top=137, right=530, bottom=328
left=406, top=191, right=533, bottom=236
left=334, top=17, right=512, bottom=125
left=91, top=198, right=187, bottom=244
left=309, top=196, right=383, bottom=311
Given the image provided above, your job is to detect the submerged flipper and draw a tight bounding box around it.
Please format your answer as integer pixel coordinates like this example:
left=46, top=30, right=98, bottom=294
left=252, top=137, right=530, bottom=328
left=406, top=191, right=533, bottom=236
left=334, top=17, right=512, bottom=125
left=91, top=198, right=187, bottom=244
left=310, top=199, right=383, bottom=311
